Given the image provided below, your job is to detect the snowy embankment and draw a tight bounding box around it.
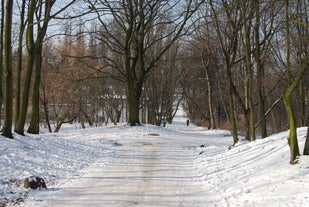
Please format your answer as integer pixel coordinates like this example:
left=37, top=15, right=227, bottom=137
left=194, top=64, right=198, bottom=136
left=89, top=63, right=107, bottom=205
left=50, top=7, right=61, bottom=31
left=0, top=112, right=308, bottom=206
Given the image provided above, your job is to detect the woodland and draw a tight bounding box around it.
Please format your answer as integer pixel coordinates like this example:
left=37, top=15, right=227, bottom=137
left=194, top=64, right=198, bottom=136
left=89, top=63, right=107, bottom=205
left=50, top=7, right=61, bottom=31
left=0, top=0, right=308, bottom=164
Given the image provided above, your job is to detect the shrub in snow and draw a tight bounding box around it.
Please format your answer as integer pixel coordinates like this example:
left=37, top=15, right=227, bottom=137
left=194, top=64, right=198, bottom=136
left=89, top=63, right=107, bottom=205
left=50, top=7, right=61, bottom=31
left=23, top=176, right=47, bottom=189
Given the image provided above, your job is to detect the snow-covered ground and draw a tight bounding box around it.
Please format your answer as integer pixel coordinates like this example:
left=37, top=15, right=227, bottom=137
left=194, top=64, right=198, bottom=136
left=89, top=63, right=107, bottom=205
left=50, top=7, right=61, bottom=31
left=1, top=109, right=308, bottom=207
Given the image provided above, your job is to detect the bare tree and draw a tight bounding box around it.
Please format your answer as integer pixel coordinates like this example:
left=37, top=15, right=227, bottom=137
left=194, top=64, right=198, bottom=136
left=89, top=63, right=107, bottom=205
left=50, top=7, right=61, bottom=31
left=210, top=0, right=243, bottom=144
left=283, top=0, right=309, bottom=164
left=145, top=42, right=181, bottom=126
left=14, top=0, right=79, bottom=135
left=193, top=15, right=217, bottom=129
left=14, top=0, right=26, bottom=125
left=87, top=0, right=203, bottom=126
left=294, top=0, right=309, bottom=127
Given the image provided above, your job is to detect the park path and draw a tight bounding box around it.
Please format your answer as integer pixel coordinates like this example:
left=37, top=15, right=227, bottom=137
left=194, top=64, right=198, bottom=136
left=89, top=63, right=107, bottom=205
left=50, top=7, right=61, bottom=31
left=24, top=125, right=222, bottom=207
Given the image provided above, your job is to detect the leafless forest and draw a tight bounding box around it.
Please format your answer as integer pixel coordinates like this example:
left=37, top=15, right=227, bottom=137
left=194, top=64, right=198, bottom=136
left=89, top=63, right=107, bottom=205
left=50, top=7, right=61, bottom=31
left=0, top=1, right=308, bottom=163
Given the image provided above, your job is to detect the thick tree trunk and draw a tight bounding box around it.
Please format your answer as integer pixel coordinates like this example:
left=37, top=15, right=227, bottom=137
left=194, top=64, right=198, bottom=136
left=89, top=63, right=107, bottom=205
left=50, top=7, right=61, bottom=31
left=1, top=0, right=14, bottom=138
left=14, top=53, right=34, bottom=135
left=282, top=56, right=308, bottom=162
left=283, top=0, right=309, bottom=164
left=27, top=48, right=42, bottom=134
left=127, top=80, right=142, bottom=126
left=15, top=0, right=26, bottom=124
left=0, top=0, right=4, bottom=129
left=14, top=0, right=36, bottom=135
left=15, top=0, right=52, bottom=135
left=283, top=93, right=300, bottom=164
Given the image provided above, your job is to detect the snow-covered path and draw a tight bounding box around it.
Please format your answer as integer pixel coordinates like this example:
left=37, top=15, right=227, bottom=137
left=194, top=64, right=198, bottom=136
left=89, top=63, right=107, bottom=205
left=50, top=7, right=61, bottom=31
left=26, top=125, right=230, bottom=207
left=8, top=110, right=307, bottom=207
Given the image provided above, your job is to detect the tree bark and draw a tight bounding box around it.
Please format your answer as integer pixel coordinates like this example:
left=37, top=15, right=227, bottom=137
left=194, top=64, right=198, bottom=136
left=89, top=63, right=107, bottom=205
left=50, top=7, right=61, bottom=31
left=14, top=51, right=34, bottom=135
left=255, top=12, right=267, bottom=138
left=0, top=0, right=4, bottom=129
left=27, top=48, right=43, bottom=134
left=14, top=0, right=26, bottom=125
left=282, top=55, right=309, bottom=163
left=1, top=0, right=14, bottom=138
left=282, top=0, right=309, bottom=164
left=283, top=93, right=300, bottom=164
left=127, top=77, right=142, bottom=126
left=242, top=3, right=256, bottom=141
left=14, top=0, right=36, bottom=135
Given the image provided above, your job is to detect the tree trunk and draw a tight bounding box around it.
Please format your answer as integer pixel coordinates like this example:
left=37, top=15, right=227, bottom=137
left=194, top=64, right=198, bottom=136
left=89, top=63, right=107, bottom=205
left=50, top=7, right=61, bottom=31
left=15, top=0, right=53, bottom=135
left=0, top=0, right=4, bottom=129
left=27, top=48, right=42, bottom=134
left=283, top=0, right=299, bottom=164
left=1, top=0, right=14, bottom=138
left=283, top=93, right=300, bottom=164
left=243, top=109, right=250, bottom=141
left=14, top=53, right=34, bottom=135
left=14, top=0, right=36, bottom=135
left=254, top=0, right=267, bottom=138
left=296, top=0, right=308, bottom=127
left=282, top=55, right=309, bottom=163
left=244, top=22, right=256, bottom=141
left=282, top=0, right=309, bottom=164
left=54, top=120, right=64, bottom=133
left=124, top=13, right=141, bottom=126
left=283, top=57, right=309, bottom=163
left=42, top=98, right=52, bottom=133
left=127, top=79, right=142, bottom=126
left=227, top=69, right=238, bottom=145
left=14, top=0, right=26, bottom=124
left=80, top=113, right=85, bottom=129
left=202, top=56, right=216, bottom=129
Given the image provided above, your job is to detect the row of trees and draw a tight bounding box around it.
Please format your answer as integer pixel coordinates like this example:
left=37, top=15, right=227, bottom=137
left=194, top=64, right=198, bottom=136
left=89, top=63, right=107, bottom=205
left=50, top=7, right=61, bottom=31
left=0, top=0, right=202, bottom=135
left=1, top=0, right=83, bottom=138
left=0, top=0, right=308, bottom=164
left=182, top=0, right=309, bottom=163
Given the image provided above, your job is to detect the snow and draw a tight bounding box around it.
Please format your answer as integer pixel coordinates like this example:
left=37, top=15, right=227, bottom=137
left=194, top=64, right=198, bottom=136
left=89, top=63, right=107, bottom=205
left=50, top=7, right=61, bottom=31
left=1, top=108, right=308, bottom=207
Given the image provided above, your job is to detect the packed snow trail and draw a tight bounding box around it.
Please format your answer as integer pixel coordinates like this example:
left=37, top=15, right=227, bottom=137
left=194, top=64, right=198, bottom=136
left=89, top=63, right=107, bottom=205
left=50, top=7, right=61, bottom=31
left=8, top=111, right=309, bottom=207
left=25, top=125, right=231, bottom=207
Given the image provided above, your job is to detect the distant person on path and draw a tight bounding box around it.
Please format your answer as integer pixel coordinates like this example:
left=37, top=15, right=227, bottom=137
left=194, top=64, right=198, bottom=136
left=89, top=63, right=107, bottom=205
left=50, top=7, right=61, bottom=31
left=186, top=119, right=189, bottom=126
